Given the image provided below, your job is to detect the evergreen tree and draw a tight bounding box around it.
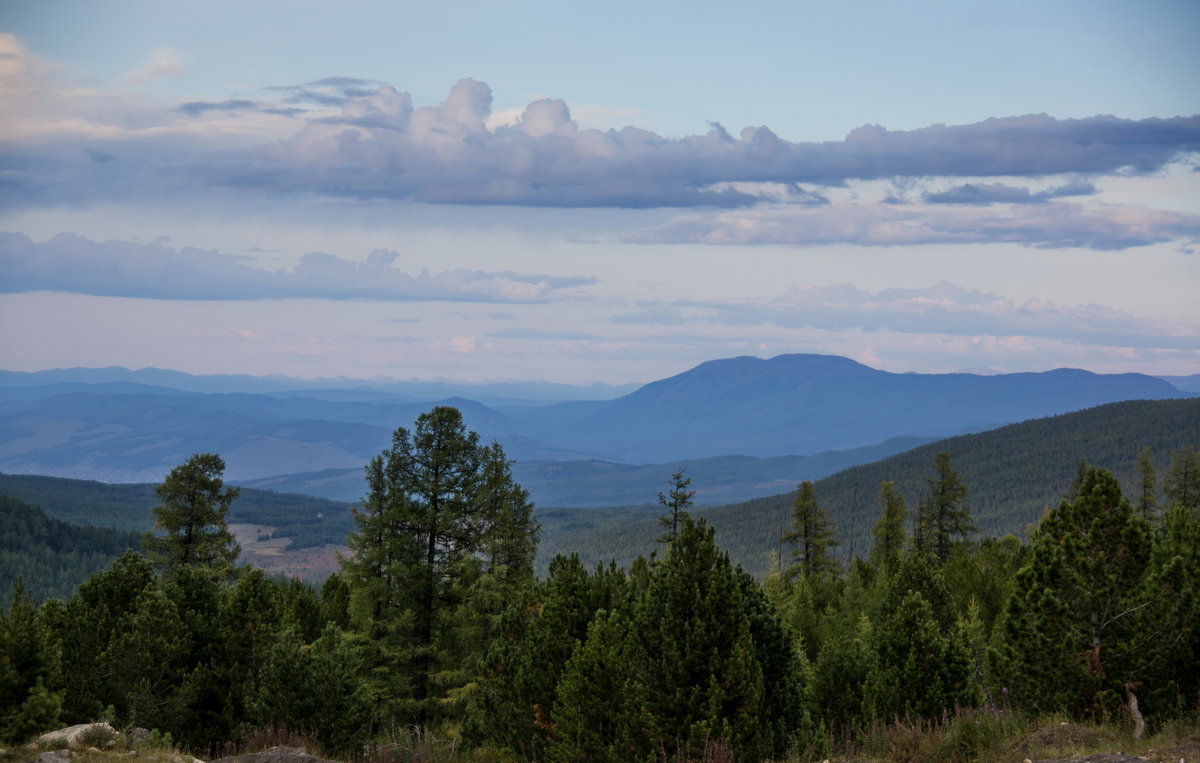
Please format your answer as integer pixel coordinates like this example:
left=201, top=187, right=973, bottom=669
left=869, top=481, right=907, bottom=576
left=0, top=580, right=62, bottom=742
left=812, top=615, right=872, bottom=738
left=736, top=568, right=812, bottom=759
left=477, top=442, right=539, bottom=589
left=1136, top=445, right=1158, bottom=521
left=864, top=589, right=976, bottom=721
left=921, top=452, right=975, bottom=562
left=101, top=583, right=191, bottom=733
left=991, top=467, right=1152, bottom=719
left=1133, top=498, right=1200, bottom=720
left=319, top=573, right=351, bottom=631
left=657, top=469, right=695, bottom=543
left=548, top=609, right=636, bottom=763
left=1164, top=445, right=1200, bottom=512
left=626, top=518, right=767, bottom=761
left=52, top=550, right=157, bottom=724
left=341, top=406, right=536, bottom=730
left=219, top=568, right=282, bottom=738
left=782, top=481, right=840, bottom=581
left=142, top=453, right=240, bottom=577
left=255, top=624, right=371, bottom=758
left=472, top=554, right=628, bottom=759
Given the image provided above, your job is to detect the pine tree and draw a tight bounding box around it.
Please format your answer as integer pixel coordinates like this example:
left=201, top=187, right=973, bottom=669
left=782, top=481, right=840, bottom=581
left=864, top=589, right=976, bottom=721
left=471, top=554, right=628, bottom=759
left=0, top=580, right=62, bottom=742
left=548, top=609, right=635, bottom=763
left=341, top=406, right=537, bottom=730
left=991, top=467, right=1151, bottom=719
left=657, top=469, right=695, bottom=543
left=142, top=453, right=240, bottom=577
left=52, top=550, right=157, bottom=724
left=1133, top=498, right=1200, bottom=719
left=627, top=518, right=767, bottom=761
left=921, top=452, right=975, bottom=562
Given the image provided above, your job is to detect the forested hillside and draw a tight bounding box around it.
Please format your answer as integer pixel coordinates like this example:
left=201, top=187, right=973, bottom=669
left=0, top=473, right=354, bottom=550
left=0, top=494, right=139, bottom=600
left=542, top=398, right=1200, bottom=574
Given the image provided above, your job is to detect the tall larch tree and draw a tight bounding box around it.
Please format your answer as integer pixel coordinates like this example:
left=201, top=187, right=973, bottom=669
left=869, top=481, right=907, bottom=576
left=1136, top=445, right=1158, bottom=521
left=1164, top=445, right=1200, bottom=512
left=782, top=481, right=840, bottom=581
left=921, top=452, right=975, bottom=562
left=657, top=469, right=695, bottom=543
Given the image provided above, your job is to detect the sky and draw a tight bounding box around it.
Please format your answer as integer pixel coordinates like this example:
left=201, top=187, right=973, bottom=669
left=1, top=0, right=1198, bottom=386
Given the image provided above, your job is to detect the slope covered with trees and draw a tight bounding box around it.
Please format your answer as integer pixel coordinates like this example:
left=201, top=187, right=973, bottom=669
left=541, top=398, right=1200, bottom=574
left=0, top=495, right=139, bottom=601
left=2, top=411, right=1197, bottom=759
left=0, top=473, right=354, bottom=549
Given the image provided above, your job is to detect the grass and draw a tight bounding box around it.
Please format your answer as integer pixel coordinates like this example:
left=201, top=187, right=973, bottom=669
left=792, top=709, right=1200, bottom=763
left=3, top=713, right=1196, bottom=763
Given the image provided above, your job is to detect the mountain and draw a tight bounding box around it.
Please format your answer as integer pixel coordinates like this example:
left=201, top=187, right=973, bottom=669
left=538, top=397, right=1200, bottom=576
left=512, top=354, right=1189, bottom=463
left=237, top=436, right=936, bottom=506
left=1159, top=374, right=1200, bottom=393
left=0, top=366, right=637, bottom=402
left=1, top=354, right=1191, bottom=493
left=0, top=387, right=598, bottom=483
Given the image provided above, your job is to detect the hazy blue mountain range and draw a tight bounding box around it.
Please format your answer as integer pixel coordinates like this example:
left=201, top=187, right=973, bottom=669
left=239, top=436, right=937, bottom=506
left=0, top=366, right=638, bottom=404
left=508, top=354, right=1189, bottom=462
left=0, top=355, right=1191, bottom=505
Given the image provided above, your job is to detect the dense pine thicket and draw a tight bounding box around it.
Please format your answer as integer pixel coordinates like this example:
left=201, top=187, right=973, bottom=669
left=1, top=407, right=1198, bottom=761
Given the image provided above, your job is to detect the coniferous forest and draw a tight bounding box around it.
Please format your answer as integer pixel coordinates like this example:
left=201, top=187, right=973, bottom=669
left=2, top=405, right=1199, bottom=761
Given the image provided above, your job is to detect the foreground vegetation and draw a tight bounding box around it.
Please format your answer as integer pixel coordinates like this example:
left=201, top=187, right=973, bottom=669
left=2, top=406, right=1198, bottom=761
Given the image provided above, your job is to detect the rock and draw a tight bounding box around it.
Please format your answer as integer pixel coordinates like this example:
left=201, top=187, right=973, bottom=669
left=37, top=723, right=120, bottom=747
left=37, top=751, right=72, bottom=763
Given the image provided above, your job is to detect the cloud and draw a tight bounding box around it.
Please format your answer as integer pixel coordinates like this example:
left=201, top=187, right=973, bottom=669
left=238, top=87, right=1199, bottom=208
left=1, top=33, right=1197, bottom=252
left=3, top=34, right=1197, bottom=213
left=610, top=281, right=1200, bottom=350
left=922, top=180, right=1099, bottom=205
left=0, top=232, right=596, bottom=302
left=630, top=196, right=1200, bottom=250
left=129, top=48, right=184, bottom=84
left=179, top=99, right=259, bottom=116
left=489, top=327, right=602, bottom=340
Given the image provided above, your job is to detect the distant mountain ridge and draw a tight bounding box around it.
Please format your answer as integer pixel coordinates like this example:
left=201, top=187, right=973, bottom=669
left=511, top=354, right=1189, bottom=462
left=0, top=354, right=1192, bottom=501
